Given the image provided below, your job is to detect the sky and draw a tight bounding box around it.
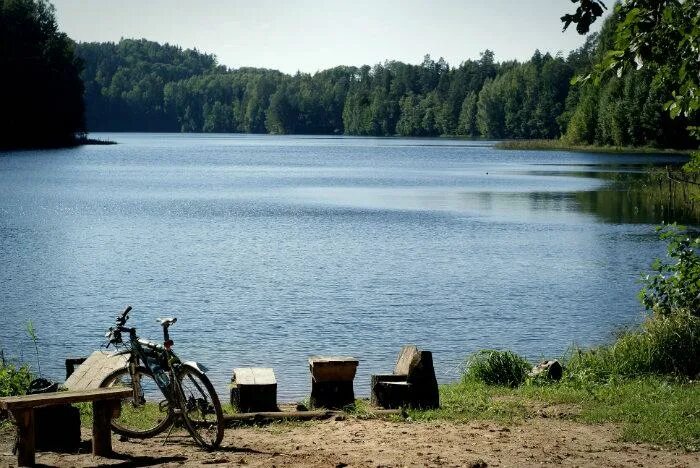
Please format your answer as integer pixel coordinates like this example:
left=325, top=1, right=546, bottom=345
left=52, top=0, right=606, bottom=74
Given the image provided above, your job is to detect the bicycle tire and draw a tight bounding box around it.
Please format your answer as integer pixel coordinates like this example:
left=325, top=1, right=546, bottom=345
left=176, top=364, right=224, bottom=449
left=100, top=366, right=173, bottom=438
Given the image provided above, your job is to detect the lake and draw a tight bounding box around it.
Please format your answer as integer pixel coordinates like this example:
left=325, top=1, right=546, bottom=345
left=0, top=134, right=690, bottom=400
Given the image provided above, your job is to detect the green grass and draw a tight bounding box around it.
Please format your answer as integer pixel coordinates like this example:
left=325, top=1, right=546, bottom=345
left=566, top=313, right=700, bottom=381
left=495, top=139, right=694, bottom=155
left=463, top=350, right=531, bottom=387
left=408, top=380, right=529, bottom=424
left=76, top=401, right=170, bottom=431
left=408, top=377, right=700, bottom=451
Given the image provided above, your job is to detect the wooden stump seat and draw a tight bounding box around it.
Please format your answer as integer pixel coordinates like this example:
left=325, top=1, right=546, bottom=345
left=230, top=367, right=278, bottom=412
left=371, top=345, right=439, bottom=409
left=0, top=387, right=131, bottom=466
left=308, top=356, right=359, bottom=409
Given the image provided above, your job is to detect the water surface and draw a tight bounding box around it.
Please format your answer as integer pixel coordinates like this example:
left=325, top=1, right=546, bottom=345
left=0, top=134, right=689, bottom=399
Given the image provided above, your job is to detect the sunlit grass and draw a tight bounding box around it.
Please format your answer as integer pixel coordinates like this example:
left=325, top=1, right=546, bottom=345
left=407, top=377, right=700, bottom=451
left=77, top=401, right=170, bottom=431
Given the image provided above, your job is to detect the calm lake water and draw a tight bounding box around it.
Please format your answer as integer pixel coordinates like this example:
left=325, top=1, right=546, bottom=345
left=0, top=134, right=690, bottom=400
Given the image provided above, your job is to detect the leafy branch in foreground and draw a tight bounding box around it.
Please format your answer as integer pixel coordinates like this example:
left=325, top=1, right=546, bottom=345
left=640, top=224, right=700, bottom=318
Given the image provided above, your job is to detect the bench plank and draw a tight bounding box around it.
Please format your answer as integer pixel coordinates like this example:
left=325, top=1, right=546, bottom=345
left=64, top=351, right=128, bottom=391
left=0, top=387, right=132, bottom=411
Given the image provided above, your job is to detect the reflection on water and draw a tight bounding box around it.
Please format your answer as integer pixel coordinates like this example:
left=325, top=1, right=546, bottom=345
left=0, top=134, right=694, bottom=399
left=576, top=171, right=700, bottom=225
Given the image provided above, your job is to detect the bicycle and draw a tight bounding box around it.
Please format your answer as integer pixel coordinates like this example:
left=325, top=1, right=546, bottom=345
left=99, top=306, right=224, bottom=449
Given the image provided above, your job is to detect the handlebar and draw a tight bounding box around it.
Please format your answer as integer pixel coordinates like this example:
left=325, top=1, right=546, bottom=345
left=105, top=306, right=178, bottom=348
left=115, top=305, right=132, bottom=326
left=105, top=305, right=135, bottom=347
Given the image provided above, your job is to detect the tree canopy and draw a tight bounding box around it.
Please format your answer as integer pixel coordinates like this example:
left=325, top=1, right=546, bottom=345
left=0, top=0, right=85, bottom=149
left=74, top=37, right=694, bottom=149
left=563, top=0, right=698, bottom=157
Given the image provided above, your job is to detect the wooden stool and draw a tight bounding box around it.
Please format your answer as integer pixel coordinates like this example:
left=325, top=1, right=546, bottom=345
left=230, top=368, right=278, bottom=412
left=308, top=356, right=359, bottom=409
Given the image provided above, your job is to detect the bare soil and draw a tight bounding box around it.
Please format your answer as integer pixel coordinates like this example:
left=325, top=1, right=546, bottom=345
left=1, top=416, right=699, bottom=467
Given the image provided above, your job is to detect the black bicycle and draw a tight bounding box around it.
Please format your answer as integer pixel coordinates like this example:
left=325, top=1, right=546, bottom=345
left=100, top=306, right=224, bottom=449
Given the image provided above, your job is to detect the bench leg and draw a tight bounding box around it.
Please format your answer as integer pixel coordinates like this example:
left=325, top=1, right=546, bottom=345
left=13, top=408, right=35, bottom=467
left=92, top=400, right=118, bottom=457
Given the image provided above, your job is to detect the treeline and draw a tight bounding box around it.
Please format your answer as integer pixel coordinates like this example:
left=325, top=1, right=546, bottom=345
left=561, top=15, right=695, bottom=148
left=1, top=0, right=85, bottom=149
left=76, top=16, right=696, bottom=147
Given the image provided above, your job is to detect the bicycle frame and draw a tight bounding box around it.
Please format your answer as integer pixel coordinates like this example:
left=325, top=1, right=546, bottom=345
left=103, top=306, right=225, bottom=449
left=111, top=321, right=212, bottom=414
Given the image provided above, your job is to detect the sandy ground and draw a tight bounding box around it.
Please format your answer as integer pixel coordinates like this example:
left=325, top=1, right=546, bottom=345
left=1, top=415, right=699, bottom=468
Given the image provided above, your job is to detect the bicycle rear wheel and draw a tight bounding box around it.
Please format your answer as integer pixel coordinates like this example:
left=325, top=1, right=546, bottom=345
left=176, top=364, right=224, bottom=449
left=100, top=366, right=173, bottom=438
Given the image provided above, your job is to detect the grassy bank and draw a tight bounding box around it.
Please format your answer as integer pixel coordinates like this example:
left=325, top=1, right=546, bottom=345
left=495, top=139, right=694, bottom=155
left=410, top=378, right=699, bottom=451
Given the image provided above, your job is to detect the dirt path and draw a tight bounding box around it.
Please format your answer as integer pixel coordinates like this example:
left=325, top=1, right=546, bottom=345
left=1, top=417, right=698, bottom=467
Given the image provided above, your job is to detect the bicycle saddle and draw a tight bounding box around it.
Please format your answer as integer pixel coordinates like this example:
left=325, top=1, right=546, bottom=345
left=158, top=317, right=177, bottom=327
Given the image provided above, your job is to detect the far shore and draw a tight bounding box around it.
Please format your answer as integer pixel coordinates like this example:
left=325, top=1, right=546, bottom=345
left=494, top=139, right=694, bottom=155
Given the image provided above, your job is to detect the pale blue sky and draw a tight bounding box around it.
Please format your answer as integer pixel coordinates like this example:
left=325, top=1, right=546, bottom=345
left=52, top=0, right=606, bottom=74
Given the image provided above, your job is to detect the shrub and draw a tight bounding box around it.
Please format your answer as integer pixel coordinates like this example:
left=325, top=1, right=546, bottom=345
left=0, top=361, right=32, bottom=397
left=567, top=311, right=700, bottom=381
left=463, top=350, right=531, bottom=387
left=566, top=225, right=700, bottom=382
left=639, top=225, right=700, bottom=318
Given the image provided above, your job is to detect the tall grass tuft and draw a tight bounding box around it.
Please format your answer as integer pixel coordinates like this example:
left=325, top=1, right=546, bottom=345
left=463, top=350, right=531, bottom=387
left=566, top=312, right=700, bottom=381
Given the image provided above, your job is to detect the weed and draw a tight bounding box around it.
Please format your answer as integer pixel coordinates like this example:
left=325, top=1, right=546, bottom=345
left=463, top=350, right=531, bottom=388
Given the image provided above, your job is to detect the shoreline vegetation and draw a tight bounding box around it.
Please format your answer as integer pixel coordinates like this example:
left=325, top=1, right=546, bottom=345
left=0, top=136, right=116, bottom=152
left=494, top=139, right=695, bottom=156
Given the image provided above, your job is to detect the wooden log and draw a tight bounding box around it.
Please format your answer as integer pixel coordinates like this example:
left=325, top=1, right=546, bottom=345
left=223, top=408, right=401, bottom=425
left=375, top=381, right=412, bottom=409
left=230, top=368, right=278, bottom=412
left=370, top=374, right=407, bottom=406
left=308, top=356, right=358, bottom=382
left=405, top=351, right=439, bottom=409
left=393, top=345, right=420, bottom=375
left=65, top=357, right=87, bottom=380
left=310, top=381, right=355, bottom=409
left=14, top=408, right=35, bottom=467
left=370, top=347, right=440, bottom=409
left=91, top=400, right=115, bottom=457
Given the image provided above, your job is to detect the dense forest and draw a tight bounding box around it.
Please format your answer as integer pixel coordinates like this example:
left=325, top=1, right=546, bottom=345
left=1, top=0, right=694, bottom=150
left=75, top=9, right=697, bottom=149
left=1, top=0, right=85, bottom=149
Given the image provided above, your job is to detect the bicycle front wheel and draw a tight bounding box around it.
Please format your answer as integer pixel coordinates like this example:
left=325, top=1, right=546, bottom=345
left=100, top=366, right=173, bottom=438
left=177, top=364, right=224, bottom=449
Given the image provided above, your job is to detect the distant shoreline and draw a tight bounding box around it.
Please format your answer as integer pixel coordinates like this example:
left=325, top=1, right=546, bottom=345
left=494, top=139, right=694, bottom=156
left=78, top=137, right=117, bottom=146
left=0, top=136, right=116, bottom=152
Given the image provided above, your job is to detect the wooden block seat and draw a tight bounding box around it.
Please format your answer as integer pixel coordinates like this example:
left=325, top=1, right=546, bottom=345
left=308, top=356, right=359, bottom=409
left=63, top=350, right=128, bottom=391
left=0, top=387, right=132, bottom=466
left=231, top=368, right=278, bottom=412
left=371, top=345, right=439, bottom=409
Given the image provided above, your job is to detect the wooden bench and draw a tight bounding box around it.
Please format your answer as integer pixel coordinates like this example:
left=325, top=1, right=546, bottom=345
left=308, top=356, right=359, bottom=409
left=371, top=345, right=439, bottom=409
left=0, top=387, right=132, bottom=466
left=230, top=367, right=278, bottom=412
